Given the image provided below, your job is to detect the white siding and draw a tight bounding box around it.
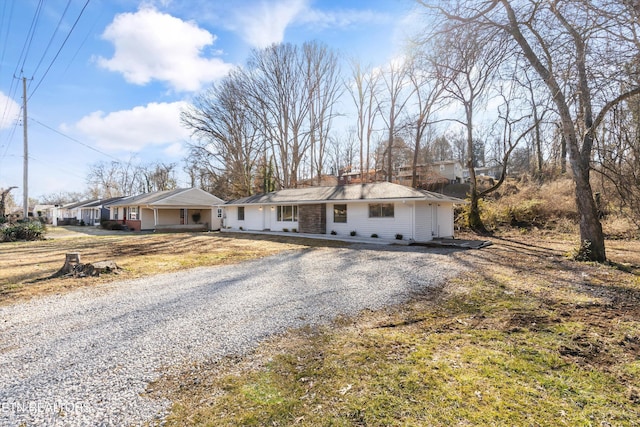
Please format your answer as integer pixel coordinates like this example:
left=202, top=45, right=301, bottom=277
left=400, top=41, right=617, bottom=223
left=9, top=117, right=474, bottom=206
left=207, top=209, right=222, bottom=230
left=414, top=202, right=434, bottom=242
left=224, top=206, right=238, bottom=229
left=245, top=206, right=264, bottom=230
left=326, top=202, right=413, bottom=240
left=157, top=209, right=180, bottom=225
left=437, top=203, right=454, bottom=238
left=141, top=208, right=155, bottom=229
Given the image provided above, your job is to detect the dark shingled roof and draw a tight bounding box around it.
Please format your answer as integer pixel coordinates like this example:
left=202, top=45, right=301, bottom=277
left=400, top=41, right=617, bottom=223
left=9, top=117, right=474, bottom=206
left=226, top=182, right=464, bottom=205
left=81, top=197, right=126, bottom=208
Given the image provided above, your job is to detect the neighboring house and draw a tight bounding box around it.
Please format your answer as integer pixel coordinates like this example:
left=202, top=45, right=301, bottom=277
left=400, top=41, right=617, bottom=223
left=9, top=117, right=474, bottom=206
left=106, top=188, right=224, bottom=232
left=224, top=182, right=463, bottom=242
left=79, top=197, right=126, bottom=226
left=33, top=204, right=58, bottom=223
left=463, top=164, right=504, bottom=181
left=395, top=164, right=451, bottom=190
left=431, top=160, right=464, bottom=183
left=337, top=168, right=377, bottom=185
left=57, top=199, right=99, bottom=225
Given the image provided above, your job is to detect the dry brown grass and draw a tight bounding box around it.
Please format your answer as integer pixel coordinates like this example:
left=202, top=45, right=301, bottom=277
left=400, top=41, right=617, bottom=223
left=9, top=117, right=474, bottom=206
left=0, top=228, right=345, bottom=305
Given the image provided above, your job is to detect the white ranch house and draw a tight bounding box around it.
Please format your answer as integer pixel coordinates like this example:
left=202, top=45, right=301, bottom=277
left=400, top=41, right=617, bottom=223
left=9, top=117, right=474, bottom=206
left=224, top=182, right=463, bottom=242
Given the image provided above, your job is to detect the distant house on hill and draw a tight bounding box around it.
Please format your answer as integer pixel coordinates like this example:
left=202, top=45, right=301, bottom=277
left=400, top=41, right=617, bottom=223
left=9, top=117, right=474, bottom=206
left=394, top=164, right=451, bottom=190
left=337, top=168, right=377, bottom=185
left=106, top=188, right=224, bottom=232
left=224, top=182, right=463, bottom=242
left=431, top=160, right=464, bottom=183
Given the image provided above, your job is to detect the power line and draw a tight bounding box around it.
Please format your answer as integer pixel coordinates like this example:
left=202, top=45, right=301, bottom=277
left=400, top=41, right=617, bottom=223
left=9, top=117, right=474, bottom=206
left=0, top=105, right=22, bottom=160
left=30, top=117, right=122, bottom=162
left=28, top=0, right=92, bottom=101
left=0, top=0, right=16, bottom=80
left=15, top=0, right=44, bottom=76
left=29, top=155, right=87, bottom=181
left=29, top=0, right=72, bottom=86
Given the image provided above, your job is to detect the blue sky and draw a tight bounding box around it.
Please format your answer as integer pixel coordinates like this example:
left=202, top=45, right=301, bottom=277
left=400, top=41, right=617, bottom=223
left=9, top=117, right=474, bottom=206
left=0, top=0, right=419, bottom=202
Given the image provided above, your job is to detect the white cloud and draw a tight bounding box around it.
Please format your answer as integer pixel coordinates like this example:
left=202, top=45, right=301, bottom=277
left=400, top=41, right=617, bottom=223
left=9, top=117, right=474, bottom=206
left=97, top=7, right=232, bottom=92
left=298, top=8, right=389, bottom=30
left=232, top=0, right=308, bottom=48
left=0, top=92, right=21, bottom=130
left=224, top=1, right=394, bottom=49
left=74, top=101, right=190, bottom=152
left=164, top=141, right=186, bottom=157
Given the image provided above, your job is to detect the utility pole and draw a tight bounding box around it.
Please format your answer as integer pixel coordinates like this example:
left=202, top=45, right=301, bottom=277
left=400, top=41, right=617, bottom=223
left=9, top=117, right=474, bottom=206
left=22, top=77, right=28, bottom=220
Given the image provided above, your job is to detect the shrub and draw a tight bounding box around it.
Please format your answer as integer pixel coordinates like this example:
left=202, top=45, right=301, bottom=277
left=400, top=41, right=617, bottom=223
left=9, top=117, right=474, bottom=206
left=350, top=230, right=356, bottom=236
left=100, top=220, right=125, bottom=230
left=330, top=230, right=337, bottom=235
left=395, top=233, right=403, bottom=240
left=292, top=228, right=297, bottom=233
left=371, top=233, right=378, bottom=238
left=1, top=220, right=46, bottom=242
left=282, top=228, right=289, bottom=232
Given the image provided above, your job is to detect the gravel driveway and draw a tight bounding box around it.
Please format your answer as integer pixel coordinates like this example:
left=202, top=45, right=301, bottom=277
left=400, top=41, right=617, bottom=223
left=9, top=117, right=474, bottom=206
left=0, top=244, right=466, bottom=426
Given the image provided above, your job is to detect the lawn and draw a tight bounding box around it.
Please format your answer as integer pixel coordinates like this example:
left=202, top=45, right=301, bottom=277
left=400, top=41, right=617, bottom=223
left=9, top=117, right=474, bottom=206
left=2, top=226, right=639, bottom=425
left=153, top=230, right=640, bottom=426
left=0, top=226, right=344, bottom=304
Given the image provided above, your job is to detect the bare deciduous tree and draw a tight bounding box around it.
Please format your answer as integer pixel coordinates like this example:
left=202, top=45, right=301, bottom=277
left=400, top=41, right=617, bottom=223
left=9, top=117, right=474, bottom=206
left=243, top=43, right=310, bottom=189
left=420, top=0, right=640, bottom=260
left=346, top=60, right=382, bottom=181
left=182, top=70, right=261, bottom=199
left=303, top=42, right=343, bottom=185
left=405, top=55, right=446, bottom=188
left=86, top=159, right=140, bottom=198
left=428, top=22, right=506, bottom=231
left=377, top=58, right=415, bottom=182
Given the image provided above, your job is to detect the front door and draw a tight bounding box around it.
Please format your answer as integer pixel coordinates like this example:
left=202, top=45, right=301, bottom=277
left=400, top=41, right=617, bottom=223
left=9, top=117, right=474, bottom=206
left=432, top=204, right=439, bottom=238
left=263, top=206, right=271, bottom=230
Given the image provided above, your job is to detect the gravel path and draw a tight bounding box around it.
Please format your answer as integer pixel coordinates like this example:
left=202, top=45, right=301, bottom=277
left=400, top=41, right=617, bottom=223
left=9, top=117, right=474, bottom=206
left=0, top=245, right=466, bottom=426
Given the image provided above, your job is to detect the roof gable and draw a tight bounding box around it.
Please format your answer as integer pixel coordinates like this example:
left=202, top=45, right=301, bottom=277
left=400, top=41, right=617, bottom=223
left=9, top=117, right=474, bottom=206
left=107, top=188, right=224, bottom=207
left=150, top=188, right=225, bottom=206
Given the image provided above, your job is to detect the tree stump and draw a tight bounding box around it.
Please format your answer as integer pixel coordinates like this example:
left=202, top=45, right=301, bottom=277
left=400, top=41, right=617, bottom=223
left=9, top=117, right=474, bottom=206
left=53, top=253, right=121, bottom=278
left=58, top=253, right=81, bottom=275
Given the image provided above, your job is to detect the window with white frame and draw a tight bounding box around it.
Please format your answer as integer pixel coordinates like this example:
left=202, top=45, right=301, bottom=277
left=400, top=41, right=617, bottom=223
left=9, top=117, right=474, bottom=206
left=217, top=208, right=223, bottom=218
left=276, top=205, right=298, bottom=222
left=129, top=206, right=138, bottom=220
left=238, top=206, right=245, bottom=221
left=368, top=203, right=394, bottom=218
left=113, top=207, right=119, bottom=220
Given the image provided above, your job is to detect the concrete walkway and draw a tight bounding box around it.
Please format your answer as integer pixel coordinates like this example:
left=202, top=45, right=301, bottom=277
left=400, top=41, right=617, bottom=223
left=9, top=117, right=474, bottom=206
left=221, top=229, right=492, bottom=249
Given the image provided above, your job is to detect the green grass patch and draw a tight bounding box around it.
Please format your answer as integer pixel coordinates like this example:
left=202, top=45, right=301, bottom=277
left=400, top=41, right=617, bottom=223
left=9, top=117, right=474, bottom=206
left=160, top=250, right=640, bottom=426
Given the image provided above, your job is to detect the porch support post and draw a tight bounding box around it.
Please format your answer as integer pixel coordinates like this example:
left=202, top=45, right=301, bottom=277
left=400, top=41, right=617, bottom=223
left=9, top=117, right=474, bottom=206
left=153, top=208, right=158, bottom=227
